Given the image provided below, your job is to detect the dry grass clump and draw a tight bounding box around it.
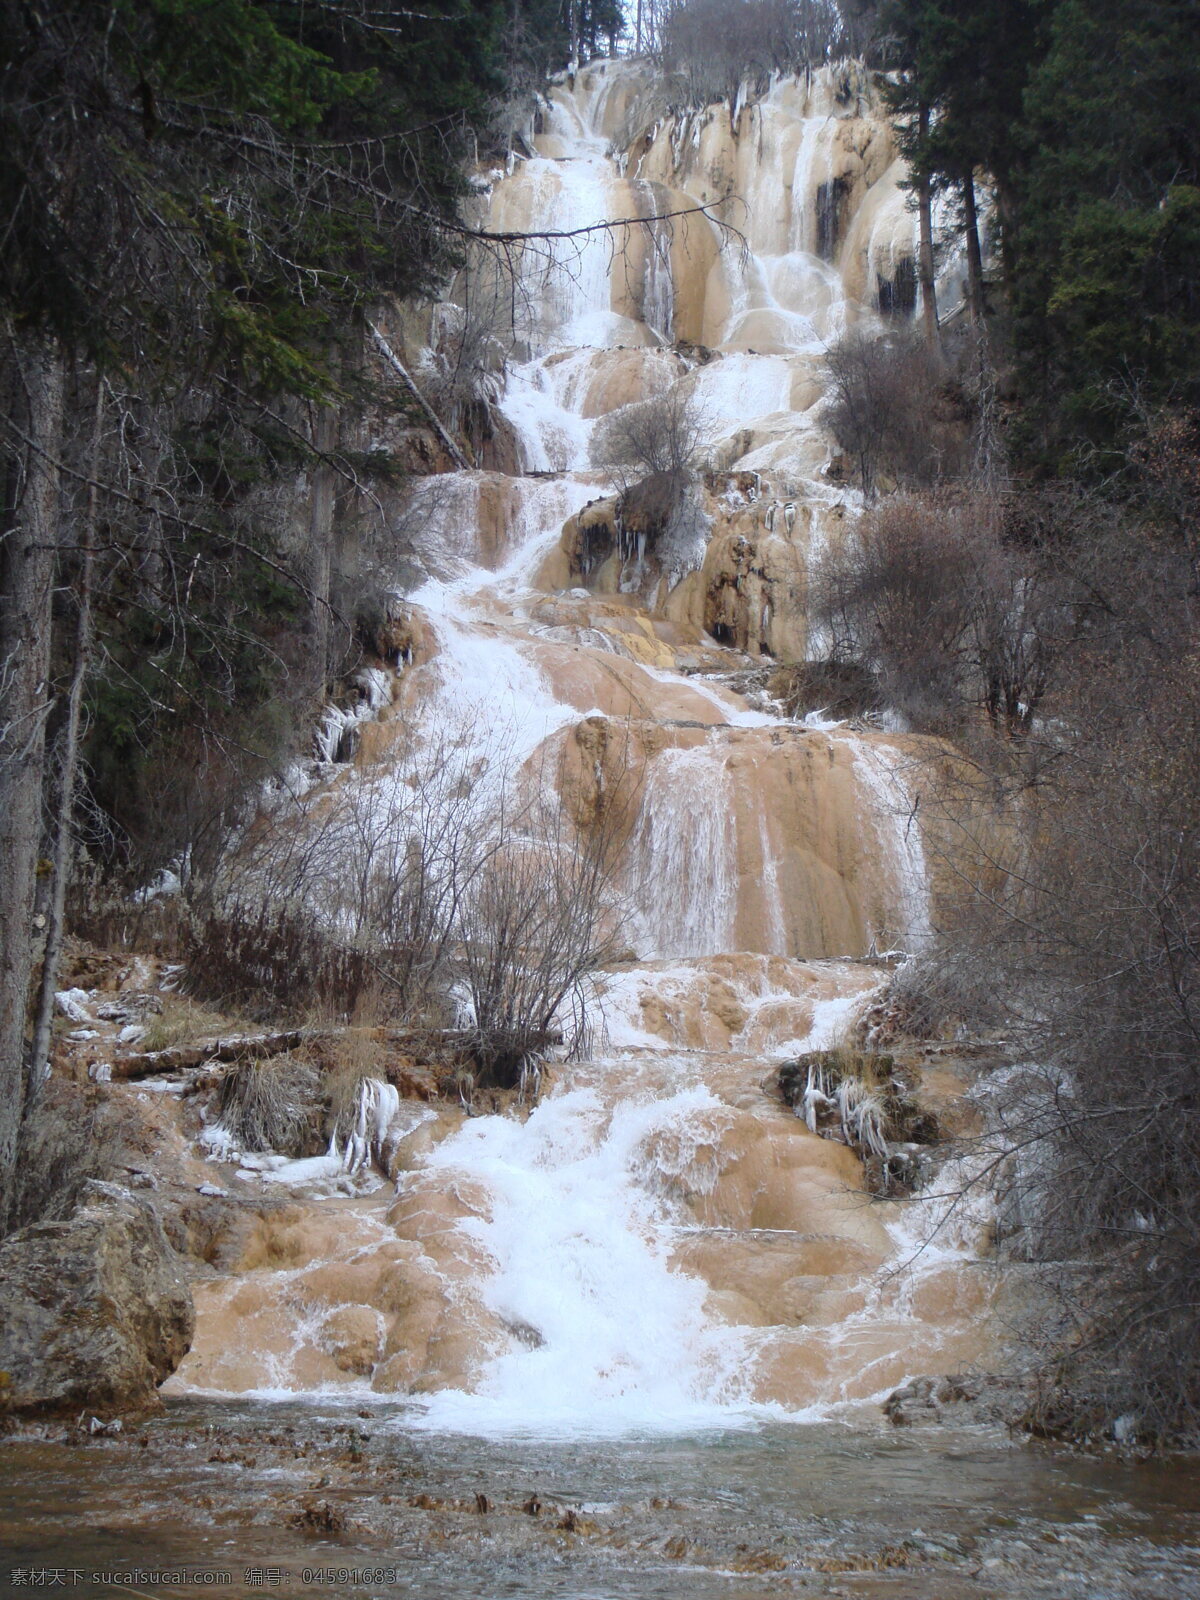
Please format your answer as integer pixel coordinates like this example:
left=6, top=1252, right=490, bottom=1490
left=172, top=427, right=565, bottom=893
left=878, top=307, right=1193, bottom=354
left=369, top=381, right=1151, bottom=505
left=138, top=995, right=234, bottom=1054
left=216, top=1054, right=321, bottom=1155
left=320, top=1026, right=388, bottom=1149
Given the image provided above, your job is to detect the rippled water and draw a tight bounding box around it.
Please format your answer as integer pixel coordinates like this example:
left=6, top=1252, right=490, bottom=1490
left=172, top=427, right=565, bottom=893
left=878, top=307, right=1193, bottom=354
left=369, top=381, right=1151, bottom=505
left=4, top=1399, right=1200, bottom=1598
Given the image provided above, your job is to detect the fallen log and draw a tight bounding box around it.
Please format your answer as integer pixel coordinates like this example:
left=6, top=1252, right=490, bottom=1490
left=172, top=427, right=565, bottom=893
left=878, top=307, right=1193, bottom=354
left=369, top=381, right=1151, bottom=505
left=109, top=1030, right=317, bottom=1081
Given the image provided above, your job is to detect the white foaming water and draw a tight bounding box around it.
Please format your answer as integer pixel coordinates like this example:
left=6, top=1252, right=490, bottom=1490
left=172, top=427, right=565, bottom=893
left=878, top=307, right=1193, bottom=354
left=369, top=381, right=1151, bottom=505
left=769, top=989, right=871, bottom=1060
left=642, top=665, right=775, bottom=728
left=496, top=358, right=594, bottom=472
left=692, top=352, right=797, bottom=433
left=631, top=740, right=737, bottom=958
left=413, top=610, right=579, bottom=775
left=408, top=1085, right=757, bottom=1437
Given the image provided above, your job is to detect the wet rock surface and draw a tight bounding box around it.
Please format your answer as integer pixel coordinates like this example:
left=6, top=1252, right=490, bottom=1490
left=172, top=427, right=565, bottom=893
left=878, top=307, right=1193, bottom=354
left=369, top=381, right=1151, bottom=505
left=0, top=1180, right=194, bottom=1417
left=884, top=1371, right=1035, bottom=1430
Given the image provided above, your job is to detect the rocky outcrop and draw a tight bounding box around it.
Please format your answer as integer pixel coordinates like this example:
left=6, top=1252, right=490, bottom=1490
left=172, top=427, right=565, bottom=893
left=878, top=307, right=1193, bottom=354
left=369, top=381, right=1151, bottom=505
left=883, top=1372, right=1032, bottom=1430
left=0, top=1180, right=194, bottom=1417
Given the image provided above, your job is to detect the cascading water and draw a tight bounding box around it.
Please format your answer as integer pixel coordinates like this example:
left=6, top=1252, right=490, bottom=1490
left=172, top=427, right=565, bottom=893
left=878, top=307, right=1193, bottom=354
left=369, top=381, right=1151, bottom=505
left=409, top=1086, right=754, bottom=1437
left=171, top=57, right=997, bottom=1433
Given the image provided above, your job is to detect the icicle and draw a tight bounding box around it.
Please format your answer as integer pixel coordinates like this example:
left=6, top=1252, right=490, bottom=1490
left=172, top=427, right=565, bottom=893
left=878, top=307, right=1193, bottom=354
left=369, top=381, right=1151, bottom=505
left=342, top=1077, right=402, bottom=1177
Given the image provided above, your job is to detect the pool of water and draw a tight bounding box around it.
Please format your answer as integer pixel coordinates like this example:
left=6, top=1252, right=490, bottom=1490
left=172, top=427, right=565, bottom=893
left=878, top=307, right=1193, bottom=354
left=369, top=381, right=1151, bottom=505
left=3, top=1397, right=1199, bottom=1598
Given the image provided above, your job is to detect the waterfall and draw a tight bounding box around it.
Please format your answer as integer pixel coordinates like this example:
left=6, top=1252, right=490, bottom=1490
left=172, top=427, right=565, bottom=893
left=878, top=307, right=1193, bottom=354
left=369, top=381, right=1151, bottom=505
left=631, top=740, right=738, bottom=959
left=174, top=59, right=994, bottom=1431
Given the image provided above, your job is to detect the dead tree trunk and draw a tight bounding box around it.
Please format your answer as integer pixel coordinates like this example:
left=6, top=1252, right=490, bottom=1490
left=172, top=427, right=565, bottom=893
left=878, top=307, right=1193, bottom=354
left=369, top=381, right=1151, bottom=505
left=367, top=321, right=470, bottom=470
left=0, top=334, right=64, bottom=1220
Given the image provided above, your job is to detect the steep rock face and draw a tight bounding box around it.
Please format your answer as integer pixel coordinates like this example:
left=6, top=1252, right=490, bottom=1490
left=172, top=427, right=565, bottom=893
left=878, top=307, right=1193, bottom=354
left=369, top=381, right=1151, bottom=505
left=548, top=476, right=815, bottom=661
left=617, top=66, right=919, bottom=335
left=0, top=1180, right=194, bottom=1416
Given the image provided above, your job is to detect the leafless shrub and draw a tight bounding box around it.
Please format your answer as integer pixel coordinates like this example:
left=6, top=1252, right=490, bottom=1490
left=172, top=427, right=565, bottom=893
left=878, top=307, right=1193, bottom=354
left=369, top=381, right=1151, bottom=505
left=187, top=715, right=638, bottom=1087
left=587, top=386, right=713, bottom=586
left=814, top=487, right=1063, bottom=736
left=874, top=493, right=1200, bottom=1444
left=216, top=1055, right=321, bottom=1156
left=823, top=328, right=969, bottom=498
left=768, top=659, right=880, bottom=721
left=184, top=906, right=385, bottom=1022
left=454, top=790, right=630, bottom=1086
left=420, top=281, right=512, bottom=441
left=190, top=718, right=496, bottom=1022
left=864, top=947, right=1007, bottom=1045
left=590, top=384, right=711, bottom=495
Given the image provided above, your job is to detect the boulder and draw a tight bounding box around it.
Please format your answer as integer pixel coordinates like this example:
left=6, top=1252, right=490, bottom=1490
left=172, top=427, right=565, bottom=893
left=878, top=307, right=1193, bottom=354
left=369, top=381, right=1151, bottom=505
left=0, top=1180, right=194, bottom=1417
left=883, top=1372, right=1031, bottom=1430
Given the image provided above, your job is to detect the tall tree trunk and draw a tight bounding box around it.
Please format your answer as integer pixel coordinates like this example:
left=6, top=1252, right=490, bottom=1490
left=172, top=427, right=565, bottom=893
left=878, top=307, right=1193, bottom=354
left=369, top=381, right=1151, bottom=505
left=0, top=335, right=64, bottom=1222
left=308, top=397, right=339, bottom=687
left=28, top=381, right=104, bottom=1098
left=916, top=104, right=941, bottom=353
left=962, top=171, right=986, bottom=324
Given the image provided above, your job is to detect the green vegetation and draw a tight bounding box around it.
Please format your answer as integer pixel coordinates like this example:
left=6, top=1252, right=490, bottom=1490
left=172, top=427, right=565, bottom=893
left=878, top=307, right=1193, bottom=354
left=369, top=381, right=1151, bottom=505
left=802, top=0, right=1200, bottom=1446
left=878, top=0, right=1200, bottom=466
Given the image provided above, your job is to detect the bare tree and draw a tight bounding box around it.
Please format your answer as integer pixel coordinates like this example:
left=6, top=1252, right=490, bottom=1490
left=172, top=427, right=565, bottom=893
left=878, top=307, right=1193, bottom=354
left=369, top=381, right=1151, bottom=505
left=822, top=328, right=967, bottom=499
left=865, top=489, right=1200, bottom=1444
left=657, top=0, right=849, bottom=110
left=0, top=334, right=64, bottom=1216
left=28, top=381, right=105, bottom=1092
left=814, top=487, right=1060, bottom=736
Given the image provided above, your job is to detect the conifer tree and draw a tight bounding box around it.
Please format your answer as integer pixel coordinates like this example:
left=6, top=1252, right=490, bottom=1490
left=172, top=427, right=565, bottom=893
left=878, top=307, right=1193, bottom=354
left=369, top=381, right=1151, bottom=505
left=1013, top=0, right=1200, bottom=459
left=879, top=0, right=1048, bottom=316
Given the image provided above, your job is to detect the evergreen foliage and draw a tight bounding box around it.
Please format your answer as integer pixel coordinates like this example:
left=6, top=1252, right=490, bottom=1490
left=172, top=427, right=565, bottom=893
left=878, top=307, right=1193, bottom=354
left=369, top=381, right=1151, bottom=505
left=1014, top=0, right=1200, bottom=460
left=0, top=0, right=630, bottom=1220
left=878, top=0, right=1200, bottom=466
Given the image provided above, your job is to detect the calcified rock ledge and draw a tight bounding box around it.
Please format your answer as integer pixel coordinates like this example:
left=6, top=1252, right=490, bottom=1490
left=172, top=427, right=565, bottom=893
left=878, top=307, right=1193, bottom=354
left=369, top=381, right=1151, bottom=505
left=34, top=941, right=1005, bottom=1424
left=28, top=61, right=1004, bottom=1430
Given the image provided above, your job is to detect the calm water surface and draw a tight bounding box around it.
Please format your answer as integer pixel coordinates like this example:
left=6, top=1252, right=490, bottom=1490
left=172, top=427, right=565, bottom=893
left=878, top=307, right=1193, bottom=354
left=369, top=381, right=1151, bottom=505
left=3, top=1398, right=1200, bottom=1598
